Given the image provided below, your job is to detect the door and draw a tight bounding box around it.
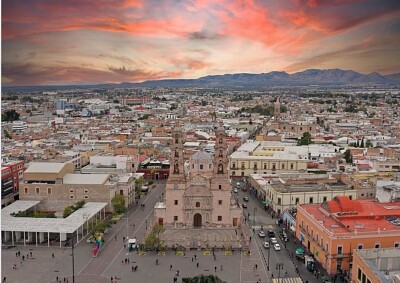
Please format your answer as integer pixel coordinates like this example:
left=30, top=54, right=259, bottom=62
left=193, top=213, right=202, bottom=228
left=233, top=218, right=238, bottom=227
left=158, top=218, right=163, bottom=226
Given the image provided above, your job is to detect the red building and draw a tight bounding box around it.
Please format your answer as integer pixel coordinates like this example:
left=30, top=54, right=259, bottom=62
left=1, top=160, right=24, bottom=208
left=136, top=159, right=170, bottom=180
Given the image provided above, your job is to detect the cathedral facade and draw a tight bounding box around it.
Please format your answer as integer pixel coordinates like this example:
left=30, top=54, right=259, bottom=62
left=153, top=126, right=245, bottom=249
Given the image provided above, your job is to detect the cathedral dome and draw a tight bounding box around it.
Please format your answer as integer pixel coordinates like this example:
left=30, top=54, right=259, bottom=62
left=189, top=150, right=213, bottom=174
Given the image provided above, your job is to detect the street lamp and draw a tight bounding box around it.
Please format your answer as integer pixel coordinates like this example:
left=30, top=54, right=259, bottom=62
left=276, top=263, right=284, bottom=281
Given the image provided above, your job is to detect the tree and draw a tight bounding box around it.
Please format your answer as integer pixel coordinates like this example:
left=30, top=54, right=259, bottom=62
left=3, top=129, right=12, bottom=139
left=297, top=132, right=312, bottom=146
left=135, top=177, right=143, bottom=195
left=182, top=274, right=226, bottom=283
left=111, top=194, right=126, bottom=213
left=344, top=149, right=353, bottom=164
left=360, top=138, right=364, bottom=148
left=63, top=206, right=73, bottom=218
left=365, top=140, right=373, bottom=148
left=2, top=109, right=20, bottom=122
left=144, top=224, right=165, bottom=251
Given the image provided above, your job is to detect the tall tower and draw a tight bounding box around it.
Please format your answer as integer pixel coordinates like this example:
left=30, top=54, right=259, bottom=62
left=274, top=97, right=281, bottom=120
left=169, top=127, right=185, bottom=181
left=211, top=125, right=230, bottom=191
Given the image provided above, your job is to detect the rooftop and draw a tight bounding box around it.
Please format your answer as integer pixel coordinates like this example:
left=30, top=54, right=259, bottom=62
left=25, top=162, right=66, bottom=174
left=300, top=196, right=400, bottom=235
left=63, top=173, right=110, bottom=185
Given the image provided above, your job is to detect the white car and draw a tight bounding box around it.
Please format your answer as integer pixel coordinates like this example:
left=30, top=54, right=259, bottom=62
left=270, top=238, right=278, bottom=244
left=258, top=231, right=266, bottom=238
left=274, top=243, right=281, bottom=251
left=233, top=188, right=238, bottom=193
left=263, top=242, right=270, bottom=249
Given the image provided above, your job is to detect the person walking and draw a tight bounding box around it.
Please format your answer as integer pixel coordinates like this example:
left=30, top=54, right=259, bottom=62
left=194, top=254, right=197, bottom=260
left=220, top=265, right=223, bottom=271
left=170, top=264, right=172, bottom=270
left=52, top=253, right=54, bottom=258
left=214, top=266, right=217, bottom=272
left=196, top=262, right=199, bottom=268
left=111, top=276, right=113, bottom=283
left=156, top=258, right=159, bottom=265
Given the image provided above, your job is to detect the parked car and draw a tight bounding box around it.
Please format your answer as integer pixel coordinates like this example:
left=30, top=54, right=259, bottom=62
left=243, top=196, right=249, bottom=202
left=274, top=243, right=281, bottom=251
left=258, top=231, right=266, bottom=238
left=270, top=238, right=278, bottom=244
left=268, top=230, right=275, bottom=238
left=242, top=187, right=248, bottom=192
left=263, top=242, right=270, bottom=249
left=233, top=188, right=238, bottom=193
left=242, top=203, right=248, bottom=209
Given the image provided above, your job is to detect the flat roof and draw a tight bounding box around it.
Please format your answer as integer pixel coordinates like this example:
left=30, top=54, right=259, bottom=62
left=63, top=173, right=110, bottom=185
left=1, top=200, right=108, bottom=233
left=25, top=162, right=66, bottom=174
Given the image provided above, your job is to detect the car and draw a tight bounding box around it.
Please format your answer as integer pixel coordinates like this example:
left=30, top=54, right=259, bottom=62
left=270, top=238, right=278, bottom=244
left=258, top=231, right=266, bottom=238
left=243, top=196, right=249, bottom=202
left=263, top=242, right=270, bottom=249
left=242, top=203, right=248, bottom=209
left=273, top=243, right=281, bottom=251
left=268, top=230, right=275, bottom=237
left=236, top=182, right=241, bottom=188
left=233, top=188, right=238, bottom=193
left=242, top=187, right=248, bottom=192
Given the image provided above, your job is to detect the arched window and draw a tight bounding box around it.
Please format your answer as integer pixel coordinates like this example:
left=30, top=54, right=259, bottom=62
left=218, top=163, right=224, bottom=174
left=196, top=202, right=200, bottom=207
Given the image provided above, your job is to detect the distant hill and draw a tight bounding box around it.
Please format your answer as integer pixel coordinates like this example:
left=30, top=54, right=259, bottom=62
left=3, top=68, right=399, bottom=92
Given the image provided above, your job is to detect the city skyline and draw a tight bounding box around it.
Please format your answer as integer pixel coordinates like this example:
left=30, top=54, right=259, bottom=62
left=2, top=0, right=400, bottom=86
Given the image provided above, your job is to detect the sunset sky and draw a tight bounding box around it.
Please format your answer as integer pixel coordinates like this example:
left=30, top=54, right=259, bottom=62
left=2, top=0, right=400, bottom=86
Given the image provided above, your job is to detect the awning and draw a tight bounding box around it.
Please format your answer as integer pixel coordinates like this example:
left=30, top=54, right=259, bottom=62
left=296, top=248, right=304, bottom=254
left=290, top=226, right=296, bottom=232
left=262, top=200, right=272, bottom=204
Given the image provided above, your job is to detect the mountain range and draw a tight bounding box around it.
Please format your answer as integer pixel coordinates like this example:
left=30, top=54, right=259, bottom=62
left=3, top=69, right=400, bottom=92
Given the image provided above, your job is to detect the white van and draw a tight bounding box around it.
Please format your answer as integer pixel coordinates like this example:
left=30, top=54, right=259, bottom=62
left=127, top=238, right=137, bottom=251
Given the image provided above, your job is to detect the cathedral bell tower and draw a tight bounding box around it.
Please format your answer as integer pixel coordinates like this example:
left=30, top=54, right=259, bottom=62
left=169, top=127, right=185, bottom=181
left=211, top=125, right=230, bottom=191
left=274, top=97, right=281, bottom=120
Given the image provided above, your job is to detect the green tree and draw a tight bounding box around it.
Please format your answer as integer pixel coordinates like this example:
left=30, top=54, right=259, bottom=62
left=143, top=224, right=165, bottom=251
left=63, top=206, right=73, bottom=218
left=297, top=132, right=312, bottom=146
left=3, top=129, right=12, bottom=139
left=343, top=149, right=353, bottom=164
left=2, top=109, right=20, bottom=122
left=360, top=138, right=364, bottom=148
left=111, top=194, right=126, bottom=213
left=365, top=140, right=373, bottom=148
left=182, top=274, right=226, bottom=283
left=135, top=177, right=143, bottom=195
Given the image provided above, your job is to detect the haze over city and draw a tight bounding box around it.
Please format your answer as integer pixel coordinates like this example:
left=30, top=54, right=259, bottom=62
left=2, top=0, right=400, bottom=86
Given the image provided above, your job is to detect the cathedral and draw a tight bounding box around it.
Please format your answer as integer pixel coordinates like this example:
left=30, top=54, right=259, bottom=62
left=153, top=126, right=246, bottom=249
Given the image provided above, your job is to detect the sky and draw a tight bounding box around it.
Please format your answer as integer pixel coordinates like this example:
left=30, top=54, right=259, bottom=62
left=2, top=0, right=400, bottom=86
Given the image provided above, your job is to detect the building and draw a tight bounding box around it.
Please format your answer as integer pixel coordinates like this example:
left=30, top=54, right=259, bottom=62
left=1, top=160, right=25, bottom=208
left=21, top=162, right=118, bottom=212
left=228, top=141, right=310, bottom=178
left=352, top=248, right=400, bottom=283
left=81, top=154, right=135, bottom=174
left=12, top=121, right=27, bottom=132
left=296, top=196, right=400, bottom=275
left=153, top=127, right=245, bottom=249
left=249, top=173, right=357, bottom=216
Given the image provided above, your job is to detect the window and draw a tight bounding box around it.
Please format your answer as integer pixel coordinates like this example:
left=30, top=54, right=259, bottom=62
left=218, top=200, right=222, bottom=205
left=272, top=164, right=276, bottom=170
left=192, top=164, right=194, bottom=169
left=84, top=195, right=89, bottom=199
left=47, top=188, right=52, bottom=194
left=357, top=244, right=363, bottom=249
left=174, top=216, right=178, bottom=221
left=69, top=195, right=74, bottom=199
left=277, top=198, right=281, bottom=205
left=232, top=163, right=236, bottom=169
left=295, top=198, right=299, bottom=204
left=209, top=164, right=212, bottom=169
left=281, top=164, right=285, bottom=169
left=264, top=164, right=267, bottom=169
left=69, top=189, right=74, bottom=193
left=219, top=185, right=222, bottom=190
left=375, top=243, right=380, bottom=249
left=309, top=197, right=313, bottom=204
left=218, top=216, right=222, bottom=221
left=337, top=246, right=343, bottom=254
left=290, top=164, right=294, bottom=170
left=323, top=196, right=327, bottom=202
left=200, top=164, right=203, bottom=170
left=358, top=268, right=362, bottom=280
left=196, top=202, right=200, bottom=207
left=174, top=200, right=178, bottom=205
left=24, top=187, right=28, bottom=194
left=349, top=195, right=353, bottom=200
left=395, top=243, right=399, bottom=248
left=36, top=187, right=40, bottom=194
left=120, top=190, right=124, bottom=195
left=84, top=189, right=89, bottom=193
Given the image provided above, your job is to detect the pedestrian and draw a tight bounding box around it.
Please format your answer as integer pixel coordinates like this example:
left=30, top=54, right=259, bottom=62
left=64, top=278, right=66, bottom=282
left=170, top=264, right=172, bottom=270
left=191, top=257, right=193, bottom=262
left=22, top=255, right=25, bottom=261
left=15, top=252, right=18, bottom=257
left=52, top=253, right=54, bottom=258
left=255, top=264, right=258, bottom=270
left=194, top=254, right=197, bottom=260
left=156, top=258, right=159, bottom=265
left=196, top=262, right=199, bottom=268
left=220, top=265, right=223, bottom=271
left=56, top=276, right=59, bottom=282
left=176, top=270, right=180, bottom=277
left=2, top=276, right=6, bottom=283
left=132, top=266, right=134, bottom=272
left=114, top=235, right=117, bottom=241
left=250, top=236, right=252, bottom=242
left=173, top=276, right=177, bottom=283
left=127, top=258, right=130, bottom=264
left=111, top=276, right=113, bottom=283
left=285, top=271, right=288, bottom=277
left=30, top=252, right=32, bottom=257
left=271, top=273, right=274, bottom=278
left=214, top=266, right=217, bottom=272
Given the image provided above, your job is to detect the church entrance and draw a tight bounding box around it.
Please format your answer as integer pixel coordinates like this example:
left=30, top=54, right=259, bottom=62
left=193, top=213, right=202, bottom=228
